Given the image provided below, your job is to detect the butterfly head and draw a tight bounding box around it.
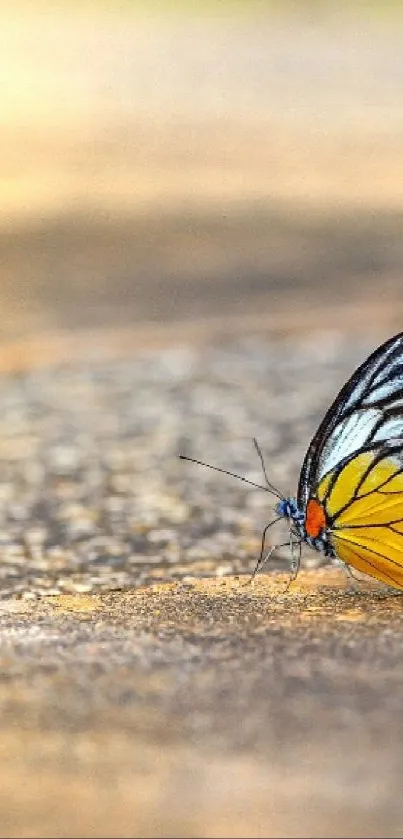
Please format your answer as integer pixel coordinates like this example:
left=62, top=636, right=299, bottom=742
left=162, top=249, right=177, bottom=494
left=276, top=496, right=304, bottom=526
left=276, top=495, right=330, bottom=545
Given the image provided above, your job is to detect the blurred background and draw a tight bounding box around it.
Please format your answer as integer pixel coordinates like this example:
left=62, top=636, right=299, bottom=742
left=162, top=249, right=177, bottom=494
left=2, top=0, right=403, bottom=354
left=2, top=5, right=403, bottom=839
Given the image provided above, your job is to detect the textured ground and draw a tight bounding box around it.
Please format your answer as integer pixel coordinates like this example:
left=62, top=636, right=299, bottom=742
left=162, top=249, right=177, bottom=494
left=0, top=568, right=402, bottom=838
left=0, top=334, right=402, bottom=838
left=0, top=334, right=384, bottom=599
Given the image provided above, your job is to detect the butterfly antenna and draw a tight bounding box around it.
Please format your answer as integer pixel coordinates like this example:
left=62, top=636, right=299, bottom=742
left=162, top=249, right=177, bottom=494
left=178, top=455, right=280, bottom=497
left=252, top=437, right=283, bottom=499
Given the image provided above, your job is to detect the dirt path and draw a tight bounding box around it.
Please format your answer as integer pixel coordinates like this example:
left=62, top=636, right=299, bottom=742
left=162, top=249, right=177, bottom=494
left=0, top=569, right=402, bottom=837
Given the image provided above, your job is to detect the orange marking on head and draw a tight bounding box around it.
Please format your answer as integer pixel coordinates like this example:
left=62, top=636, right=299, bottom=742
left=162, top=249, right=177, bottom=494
left=305, top=499, right=327, bottom=538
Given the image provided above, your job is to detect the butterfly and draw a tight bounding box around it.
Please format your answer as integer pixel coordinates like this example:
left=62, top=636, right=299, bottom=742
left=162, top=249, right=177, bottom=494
left=180, top=331, right=403, bottom=591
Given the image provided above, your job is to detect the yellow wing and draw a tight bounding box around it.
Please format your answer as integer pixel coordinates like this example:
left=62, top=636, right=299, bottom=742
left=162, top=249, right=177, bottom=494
left=317, top=449, right=403, bottom=589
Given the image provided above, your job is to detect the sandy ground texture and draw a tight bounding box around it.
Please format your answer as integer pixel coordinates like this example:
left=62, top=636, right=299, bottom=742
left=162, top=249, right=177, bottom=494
left=0, top=569, right=402, bottom=838
left=0, top=332, right=396, bottom=599
left=0, top=333, right=401, bottom=837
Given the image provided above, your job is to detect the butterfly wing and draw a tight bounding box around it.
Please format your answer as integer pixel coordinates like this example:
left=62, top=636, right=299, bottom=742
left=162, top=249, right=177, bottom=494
left=315, top=442, right=403, bottom=589
left=298, top=331, right=403, bottom=508
left=297, top=331, right=403, bottom=589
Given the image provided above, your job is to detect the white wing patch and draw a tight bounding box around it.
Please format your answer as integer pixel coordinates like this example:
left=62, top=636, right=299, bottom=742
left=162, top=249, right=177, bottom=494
left=342, top=336, right=402, bottom=411
left=373, top=417, right=403, bottom=442
left=298, top=332, right=403, bottom=505
left=364, top=380, right=403, bottom=405
left=317, top=409, right=379, bottom=479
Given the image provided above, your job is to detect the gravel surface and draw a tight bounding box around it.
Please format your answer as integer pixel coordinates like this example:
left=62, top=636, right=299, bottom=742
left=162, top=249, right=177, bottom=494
left=0, top=331, right=402, bottom=838
left=0, top=332, right=382, bottom=598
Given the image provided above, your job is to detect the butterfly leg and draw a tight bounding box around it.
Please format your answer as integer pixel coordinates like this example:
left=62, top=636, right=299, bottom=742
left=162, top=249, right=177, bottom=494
left=244, top=524, right=289, bottom=586
left=338, top=560, right=402, bottom=596
left=244, top=519, right=277, bottom=586
left=338, top=558, right=381, bottom=592
left=245, top=544, right=277, bottom=586
left=283, top=533, right=302, bottom=593
left=338, top=559, right=363, bottom=592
